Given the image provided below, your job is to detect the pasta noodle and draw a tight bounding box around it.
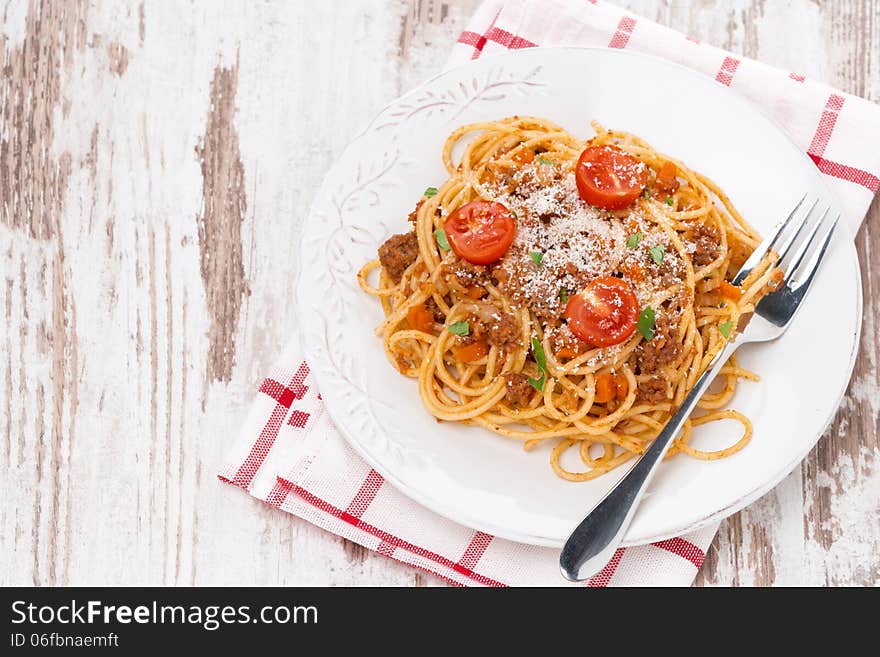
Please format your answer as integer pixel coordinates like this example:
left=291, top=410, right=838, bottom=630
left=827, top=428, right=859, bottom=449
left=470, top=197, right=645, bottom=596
left=358, top=116, right=780, bottom=481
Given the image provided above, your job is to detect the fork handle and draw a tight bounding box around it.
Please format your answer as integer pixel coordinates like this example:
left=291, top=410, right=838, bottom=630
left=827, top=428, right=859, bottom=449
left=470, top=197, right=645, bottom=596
left=559, top=339, right=740, bottom=581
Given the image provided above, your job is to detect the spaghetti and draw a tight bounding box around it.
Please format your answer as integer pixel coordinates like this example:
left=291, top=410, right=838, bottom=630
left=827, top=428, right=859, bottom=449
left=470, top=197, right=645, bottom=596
left=358, top=116, right=780, bottom=481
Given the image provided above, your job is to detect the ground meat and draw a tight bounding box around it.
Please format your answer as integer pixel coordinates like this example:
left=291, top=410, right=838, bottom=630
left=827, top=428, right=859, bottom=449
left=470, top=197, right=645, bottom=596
left=659, top=253, right=687, bottom=287
left=636, top=308, right=681, bottom=375
left=449, top=258, right=489, bottom=288
left=488, top=314, right=519, bottom=348
left=497, top=253, right=591, bottom=322
left=547, top=324, right=585, bottom=356
left=424, top=297, right=446, bottom=323
left=691, top=223, right=721, bottom=267
left=503, top=372, right=533, bottom=406
left=490, top=264, right=509, bottom=286
left=484, top=163, right=518, bottom=195
left=636, top=377, right=668, bottom=403
left=407, top=199, right=425, bottom=224
left=468, top=303, right=520, bottom=350
left=515, top=160, right=565, bottom=194
left=378, top=231, right=419, bottom=283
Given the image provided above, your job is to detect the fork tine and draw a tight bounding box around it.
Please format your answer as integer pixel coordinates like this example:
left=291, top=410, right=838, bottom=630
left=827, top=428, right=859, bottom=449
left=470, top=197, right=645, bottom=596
left=782, top=205, right=831, bottom=273
left=731, top=193, right=809, bottom=286
left=774, top=197, right=818, bottom=263
left=788, top=214, right=839, bottom=289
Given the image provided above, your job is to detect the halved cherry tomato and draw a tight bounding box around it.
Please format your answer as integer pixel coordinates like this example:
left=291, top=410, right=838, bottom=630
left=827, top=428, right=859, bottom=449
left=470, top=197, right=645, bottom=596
left=594, top=374, right=616, bottom=403
left=718, top=281, right=743, bottom=301
left=565, top=276, right=639, bottom=347
left=444, top=201, right=516, bottom=265
left=453, top=339, right=489, bottom=363
left=575, top=145, right=648, bottom=210
left=407, top=304, right=435, bottom=333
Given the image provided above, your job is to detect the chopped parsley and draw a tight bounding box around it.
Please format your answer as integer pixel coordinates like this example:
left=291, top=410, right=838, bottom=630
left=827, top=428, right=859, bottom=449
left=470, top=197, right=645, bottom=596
left=638, top=306, right=656, bottom=341
left=537, top=157, right=556, bottom=166
left=627, top=232, right=643, bottom=249
left=528, top=337, right=548, bottom=392
left=559, top=288, right=569, bottom=303
left=434, top=228, right=450, bottom=251
left=665, top=197, right=674, bottom=206
left=529, top=251, right=544, bottom=266
left=424, top=187, right=439, bottom=198
left=532, top=337, right=547, bottom=372
left=649, top=245, right=665, bottom=265
left=447, top=320, right=469, bottom=336
left=719, top=321, right=734, bottom=339
left=528, top=374, right=546, bottom=392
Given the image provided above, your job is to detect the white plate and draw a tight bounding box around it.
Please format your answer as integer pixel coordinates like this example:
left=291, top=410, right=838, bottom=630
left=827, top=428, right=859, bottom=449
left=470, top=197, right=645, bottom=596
left=296, top=47, right=861, bottom=547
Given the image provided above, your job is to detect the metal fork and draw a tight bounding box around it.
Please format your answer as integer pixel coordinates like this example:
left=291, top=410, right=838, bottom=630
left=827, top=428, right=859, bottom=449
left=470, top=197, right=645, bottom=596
left=559, top=194, right=840, bottom=582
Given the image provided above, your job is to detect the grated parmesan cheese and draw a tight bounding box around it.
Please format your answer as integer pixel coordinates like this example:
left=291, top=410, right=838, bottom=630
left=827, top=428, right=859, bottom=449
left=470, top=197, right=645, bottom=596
left=470, top=164, right=685, bottom=321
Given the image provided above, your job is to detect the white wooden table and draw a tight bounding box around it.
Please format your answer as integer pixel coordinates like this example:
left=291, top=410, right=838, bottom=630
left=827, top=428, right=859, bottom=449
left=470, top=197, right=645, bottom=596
left=2, top=0, right=878, bottom=586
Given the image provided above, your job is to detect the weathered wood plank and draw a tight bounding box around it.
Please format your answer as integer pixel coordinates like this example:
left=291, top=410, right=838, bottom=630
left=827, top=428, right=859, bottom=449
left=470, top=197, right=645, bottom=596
left=0, top=0, right=876, bottom=588
left=196, top=59, right=248, bottom=385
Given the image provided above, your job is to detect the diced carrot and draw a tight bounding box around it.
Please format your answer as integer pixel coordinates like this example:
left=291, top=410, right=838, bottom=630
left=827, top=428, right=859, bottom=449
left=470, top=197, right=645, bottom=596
left=656, top=161, right=680, bottom=194
left=453, top=340, right=489, bottom=363
left=465, top=286, right=485, bottom=299
left=407, top=304, right=435, bottom=333
left=594, top=373, right=616, bottom=403
left=555, top=340, right=585, bottom=360
left=719, top=281, right=743, bottom=300
left=511, top=147, right=535, bottom=164
left=615, top=376, right=628, bottom=401
left=620, top=260, right=645, bottom=283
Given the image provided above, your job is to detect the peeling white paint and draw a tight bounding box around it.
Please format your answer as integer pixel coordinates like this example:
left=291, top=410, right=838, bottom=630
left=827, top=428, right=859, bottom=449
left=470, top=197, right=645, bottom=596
left=2, top=0, right=877, bottom=587
left=805, top=451, right=880, bottom=585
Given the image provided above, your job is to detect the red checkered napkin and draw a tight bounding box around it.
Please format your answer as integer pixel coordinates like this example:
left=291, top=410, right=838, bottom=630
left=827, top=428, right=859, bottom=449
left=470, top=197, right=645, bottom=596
left=219, top=340, right=715, bottom=586
left=219, top=0, right=880, bottom=586
left=452, top=0, right=880, bottom=233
